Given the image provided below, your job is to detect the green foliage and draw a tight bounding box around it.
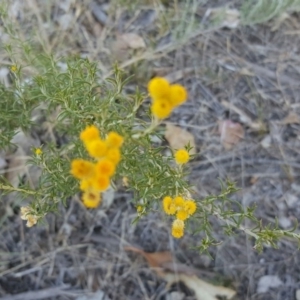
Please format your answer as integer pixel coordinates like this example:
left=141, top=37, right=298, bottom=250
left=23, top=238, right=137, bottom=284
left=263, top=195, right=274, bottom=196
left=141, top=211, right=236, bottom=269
left=241, top=0, right=300, bottom=25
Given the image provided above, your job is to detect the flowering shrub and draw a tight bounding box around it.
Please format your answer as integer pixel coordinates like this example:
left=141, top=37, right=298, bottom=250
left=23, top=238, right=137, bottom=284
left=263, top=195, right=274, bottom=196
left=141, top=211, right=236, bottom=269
left=1, top=10, right=300, bottom=252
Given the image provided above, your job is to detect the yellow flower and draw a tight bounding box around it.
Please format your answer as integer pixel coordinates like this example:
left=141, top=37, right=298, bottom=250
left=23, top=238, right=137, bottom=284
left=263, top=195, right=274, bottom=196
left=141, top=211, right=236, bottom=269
left=96, top=159, right=116, bottom=177
left=106, top=148, right=121, bottom=165
left=173, top=196, right=184, bottom=210
left=35, top=148, right=42, bottom=155
left=20, top=207, right=38, bottom=227
left=79, top=179, right=93, bottom=191
left=176, top=209, right=189, bottom=221
left=71, top=159, right=95, bottom=180
left=80, top=125, right=100, bottom=144
left=163, top=196, right=176, bottom=215
left=174, top=149, right=190, bottom=164
left=10, top=65, right=17, bottom=72
left=169, top=84, right=188, bottom=106
left=184, top=200, right=197, bottom=216
left=86, top=139, right=107, bottom=159
left=122, top=176, right=129, bottom=187
left=20, top=206, right=31, bottom=220
left=26, top=215, right=38, bottom=227
left=148, top=77, right=171, bottom=99
left=137, top=205, right=143, bottom=213
left=172, top=219, right=184, bottom=238
left=106, top=132, right=124, bottom=148
left=92, top=175, right=110, bottom=191
left=82, top=190, right=101, bottom=208
left=151, top=98, right=172, bottom=119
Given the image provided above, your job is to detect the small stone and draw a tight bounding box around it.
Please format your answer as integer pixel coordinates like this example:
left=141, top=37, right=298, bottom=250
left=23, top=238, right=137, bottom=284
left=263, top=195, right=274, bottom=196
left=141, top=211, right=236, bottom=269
left=279, top=216, right=292, bottom=229
left=285, top=193, right=298, bottom=208
left=260, top=135, right=272, bottom=149
left=257, top=275, right=283, bottom=293
left=291, top=183, right=300, bottom=193
left=276, top=202, right=285, bottom=211
left=201, top=254, right=212, bottom=268
left=57, top=13, right=73, bottom=30
left=90, top=1, right=108, bottom=25
left=166, top=291, right=185, bottom=300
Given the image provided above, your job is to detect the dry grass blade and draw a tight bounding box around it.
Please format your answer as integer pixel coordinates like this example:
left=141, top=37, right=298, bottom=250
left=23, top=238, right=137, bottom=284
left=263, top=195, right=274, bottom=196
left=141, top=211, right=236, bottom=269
left=221, top=100, right=266, bottom=131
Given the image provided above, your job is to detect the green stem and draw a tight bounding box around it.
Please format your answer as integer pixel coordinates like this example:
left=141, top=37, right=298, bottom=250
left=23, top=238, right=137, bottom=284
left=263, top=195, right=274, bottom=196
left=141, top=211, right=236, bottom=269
left=0, top=183, right=39, bottom=195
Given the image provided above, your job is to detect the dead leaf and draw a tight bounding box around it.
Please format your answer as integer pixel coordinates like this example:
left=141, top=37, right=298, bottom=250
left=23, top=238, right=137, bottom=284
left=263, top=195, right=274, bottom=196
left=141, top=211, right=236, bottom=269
left=221, top=100, right=266, bottom=131
left=280, top=112, right=300, bottom=125
left=250, top=176, right=258, bottom=185
left=205, top=8, right=240, bottom=29
left=125, top=246, right=173, bottom=277
left=111, top=38, right=129, bottom=61
left=172, top=274, right=236, bottom=300
left=112, top=33, right=145, bottom=61
left=120, top=33, right=146, bottom=49
left=218, top=120, right=244, bottom=150
left=165, top=123, right=196, bottom=155
left=125, top=246, right=236, bottom=300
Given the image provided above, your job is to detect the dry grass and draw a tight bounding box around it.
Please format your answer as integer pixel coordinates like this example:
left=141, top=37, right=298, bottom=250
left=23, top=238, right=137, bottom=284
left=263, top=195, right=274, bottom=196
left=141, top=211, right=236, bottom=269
left=1, top=0, right=300, bottom=299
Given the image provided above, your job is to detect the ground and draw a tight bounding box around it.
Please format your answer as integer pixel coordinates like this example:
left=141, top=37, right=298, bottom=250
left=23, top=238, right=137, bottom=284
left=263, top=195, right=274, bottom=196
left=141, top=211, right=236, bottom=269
left=1, top=0, right=300, bottom=299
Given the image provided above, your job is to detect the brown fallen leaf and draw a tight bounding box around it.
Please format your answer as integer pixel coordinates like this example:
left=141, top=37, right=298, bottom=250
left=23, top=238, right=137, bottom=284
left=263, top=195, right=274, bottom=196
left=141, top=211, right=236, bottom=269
left=125, top=246, right=174, bottom=277
left=218, top=120, right=244, bottom=150
left=280, top=112, right=300, bottom=125
left=112, top=33, right=146, bottom=61
left=125, top=246, right=236, bottom=300
left=165, top=123, right=196, bottom=155
left=120, top=33, right=146, bottom=49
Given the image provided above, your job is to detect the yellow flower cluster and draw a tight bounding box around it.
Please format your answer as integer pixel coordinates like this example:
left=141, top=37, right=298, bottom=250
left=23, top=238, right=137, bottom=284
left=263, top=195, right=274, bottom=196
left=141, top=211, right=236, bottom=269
left=174, top=149, right=190, bottom=165
left=71, top=125, right=123, bottom=208
left=35, top=148, right=42, bottom=155
left=20, top=207, right=39, bottom=227
left=162, top=195, right=197, bottom=238
left=148, top=77, right=188, bottom=119
left=10, top=65, right=17, bottom=72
